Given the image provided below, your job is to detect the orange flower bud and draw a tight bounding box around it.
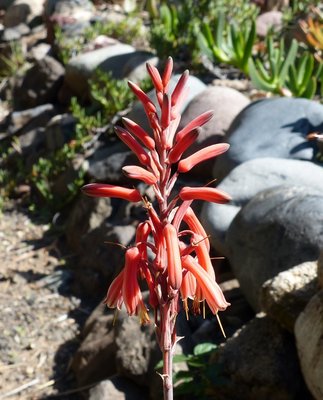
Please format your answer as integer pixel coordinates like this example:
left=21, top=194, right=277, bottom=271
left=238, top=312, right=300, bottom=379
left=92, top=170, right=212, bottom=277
left=115, top=126, right=150, bottom=166
left=146, top=62, right=163, bottom=92
left=168, top=128, right=199, bottom=164
left=176, top=111, right=214, bottom=143
left=183, top=207, right=210, bottom=251
left=122, top=246, right=142, bottom=315
left=162, top=56, right=173, bottom=89
left=104, top=269, right=124, bottom=309
left=171, top=70, right=189, bottom=107
left=178, top=143, right=230, bottom=173
left=122, top=165, right=157, bottom=185
left=128, top=81, right=157, bottom=114
left=179, top=186, right=231, bottom=204
left=122, top=117, right=155, bottom=150
left=163, top=223, right=182, bottom=290
left=161, top=93, right=171, bottom=130
left=181, top=255, right=230, bottom=314
left=82, top=183, right=142, bottom=202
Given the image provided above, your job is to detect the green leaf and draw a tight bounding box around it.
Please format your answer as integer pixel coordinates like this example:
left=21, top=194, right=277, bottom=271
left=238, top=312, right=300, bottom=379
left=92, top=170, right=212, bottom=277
left=302, top=77, right=316, bottom=99
left=249, top=58, right=276, bottom=91
left=194, top=342, right=217, bottom=356
left=279, top=39, right=298, bottom=83
left=216, top=12, right=225, bottom=49
left=241, top=20, right=256, bottom=73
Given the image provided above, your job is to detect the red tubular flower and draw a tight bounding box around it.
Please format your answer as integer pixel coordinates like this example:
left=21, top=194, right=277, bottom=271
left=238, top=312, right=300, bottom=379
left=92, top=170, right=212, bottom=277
left=128, top=80, right=157, bottom=115
left=175, top=110, right=214, bottom=143
left=171, top=70, right=189, bottom=107
left=122, top=165, right=157, bottom=184
left=162, top=57, right=173, bottom=90
left=122, top=247, right=144, bottom=315
left=183, top=207, right=210, bottom=251
left=193, top=234, right=215, bottom=280
left=104, top=269, right=124, bottom=309
left=181, top=255, right=230, bottom=314
left=161, top=94, right=171, bottom=130
left=168, top=128, right=199, bottom=164
left=179, top=186, right=232, bottom=204
left=115, top=126, right=150, bottom=166
left=82, top=183, right=142, bottom=202
left=163, top=223, right=182, bottom=290
left=146, top=63, right=163, bottom=92
left=122, top=117, right=155, bottom=150
left=178, top=143, right=230, bottom=173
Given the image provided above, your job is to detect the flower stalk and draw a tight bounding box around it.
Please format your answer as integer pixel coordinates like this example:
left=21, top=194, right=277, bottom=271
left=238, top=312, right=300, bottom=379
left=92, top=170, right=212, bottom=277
left=82, top=57, right=231, bottom=400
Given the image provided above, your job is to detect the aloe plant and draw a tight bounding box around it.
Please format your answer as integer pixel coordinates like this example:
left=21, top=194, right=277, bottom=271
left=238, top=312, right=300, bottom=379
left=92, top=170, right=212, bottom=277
left=286, top=52, right=322, bottom=98
left=197, top=12, right=256, bottom=75
left=248, top=37, right=299, bottom=95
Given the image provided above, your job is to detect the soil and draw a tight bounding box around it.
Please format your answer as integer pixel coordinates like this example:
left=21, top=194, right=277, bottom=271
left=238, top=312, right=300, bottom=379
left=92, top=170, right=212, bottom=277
left=0, top=204, right=92, bottom=400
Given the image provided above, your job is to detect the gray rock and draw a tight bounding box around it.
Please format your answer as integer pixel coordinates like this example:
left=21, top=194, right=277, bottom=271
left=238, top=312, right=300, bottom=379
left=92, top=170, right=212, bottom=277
left=213, top=98, right=323, bottom=181
left=2, top=22, right=29, bottom=40
left=210, top=314, right=310, bottom=400
left=0, top=0, right=14, bottom=10
left=44, top=113, right=76, bottom=151
left=9, top=104, right=55, bottom=135
left=295, top=290, right=323, bottom=400
left=115, top=313, right=158, bottom=387
left=202, top=158, right=323, bottom=255
left=72, top=302, right=119, bottom=385
left=87, top=142, right=136, bottom=184
left=122, top=50, right=159, bottom=82
left=256, top=11, right=283, bottom=37
left=226, top=185, right=323, bottom=310
left=260, top=261, right=318, bottom=332
left=179, top=86, right=250, bottom=152
left=44, top=0, right=94, bottom=17
left=89, top=376, right=147, bottom=400
left=64, top=43, right=135, bottom=98
left=127, top=74, right=207, bottom=133
left=319, top=250, right=323, bottom=288
left=3, top=0, right=43, bottom=27
left=66, top=195, right=137, bottom=296
left=13, top=56, right=65, bottom=110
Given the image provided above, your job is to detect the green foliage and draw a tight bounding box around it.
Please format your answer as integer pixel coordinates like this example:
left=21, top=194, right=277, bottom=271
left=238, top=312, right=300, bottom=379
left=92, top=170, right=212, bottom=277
left=0, top=41, right=26, bottom=78
left=156, top=342, right=226, bottom=399
left=286, top=52, right=322, bottom=98
left=198, top=12, right=256, bottom=75
left=248, top=37, right=299, bottom=95
left=55, top=17, right=143, bottom=65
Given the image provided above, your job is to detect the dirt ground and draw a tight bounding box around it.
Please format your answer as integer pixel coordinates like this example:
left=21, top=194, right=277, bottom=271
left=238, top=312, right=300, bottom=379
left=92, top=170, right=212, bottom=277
left=0, top=205, right=91, bottom=400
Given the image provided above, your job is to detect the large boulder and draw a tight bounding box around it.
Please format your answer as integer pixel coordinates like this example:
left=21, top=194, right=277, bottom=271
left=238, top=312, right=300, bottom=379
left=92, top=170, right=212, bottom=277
left=13, top=56, right=65, bottom=110
left=260, top=261, right=318, bottom=332
left=178, top=86, right=250, bottom=152
left=64, top=42, right=136, bottom=98
left=201, top=158, right=323, bottom=255
left=226, top=185, right=323, bottom=310
left=295, top=290, right=323, bottom=400
left=3, top=0, right=43, bottom=28
left=89, top=376, right=147, bottom=400
left=210, top=314, right=310, bottom=400
left=213, top=98, right=323, bottom=181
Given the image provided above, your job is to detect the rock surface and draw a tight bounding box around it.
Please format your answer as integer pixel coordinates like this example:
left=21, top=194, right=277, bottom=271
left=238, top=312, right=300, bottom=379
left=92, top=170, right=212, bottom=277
left=213, top=98, right=323, bottom=181
left=64, top=43, right=136, bottom=98
left=295, top=290, right=323, bottom=400
left=211, top=314, right=310, bottom=400
left=89, top=376, right=147, bottom=400
left=179, top=86, right=250, bottom=152
left=13, top=56, right=65, bottom=110
left=202, top=158, right=323, bottom=255
left=319, top=250, right=323, bottom=288
left=226, top=185, right=323, bottom=310
left=260, top=261, right=318, bottom=332
left=256, top=11, right=283, bottom=37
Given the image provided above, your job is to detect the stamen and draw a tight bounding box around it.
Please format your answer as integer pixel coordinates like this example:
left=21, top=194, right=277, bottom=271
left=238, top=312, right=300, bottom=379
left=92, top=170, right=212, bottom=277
left=216, top=313, right=226, bottom=339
